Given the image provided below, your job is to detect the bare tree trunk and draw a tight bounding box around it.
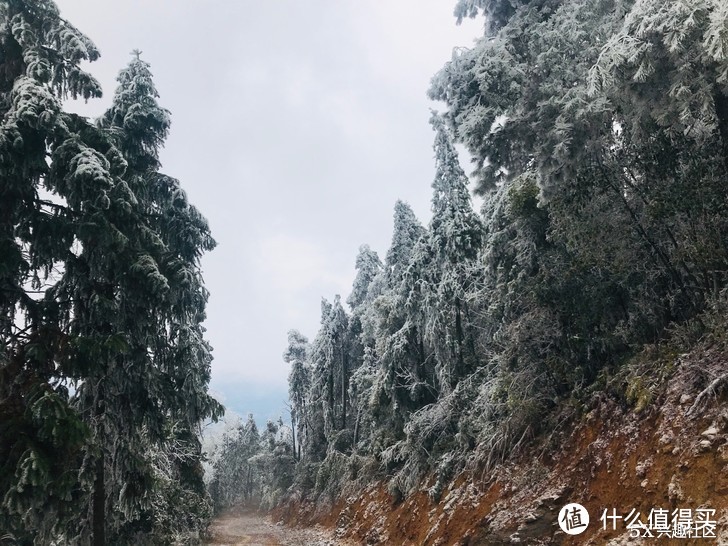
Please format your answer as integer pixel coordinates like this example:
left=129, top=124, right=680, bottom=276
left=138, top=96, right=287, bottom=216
left=342, top=352, right=348, bottom=430
left=714, top=88, right=728, bottom=174
left=291, top=413, right=297, bottom=462
left=92, top=451, right=105, bottom=546
left=454, top=296, right=466, bottom=384
left=353, top=406, right=361, bottom=446
left=327, top=365, right=334, bottom=432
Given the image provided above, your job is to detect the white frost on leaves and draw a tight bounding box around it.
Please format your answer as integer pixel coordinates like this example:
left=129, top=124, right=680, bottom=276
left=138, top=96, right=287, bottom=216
left=9, top=77, right=61, bottom=130
left=69, top=148, right=113, bottom=189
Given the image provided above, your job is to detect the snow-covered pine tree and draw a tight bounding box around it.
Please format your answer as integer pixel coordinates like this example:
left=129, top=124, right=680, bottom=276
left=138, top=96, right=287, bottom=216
left=308, top=296, right=350, bottom=453
left=277, top=0, right=728, bottom=508
left=61, top=51, right=222, bottom=544
left=430, top=0, right=622, bottom=197
left=453, top=0, right=528, bottom=34
left=425, top=2, right=642, bottom=465
left=346, top=245, right=382, bottom=311
left=0, top=1, right=107, bottom=541
left=250, top=418, right=295, bottom=508
left=343, top=244, right=382, bottom=447
left=371, top=117, right=485, bottom=493
left=101, top=49, right=170, bottom=173
left=427, top=113, right=483, bottom=390
left=432, top=0, right=683, bottom=375
left=0, top=4, right=220, bottom=540
left=586, top=0, right=728, bottom=309
left=385, top=201, right=426, bottom=286
left=364, top=202, right=432, bottom=449
left=284, top=329, right=310, bottom=461
left=299, top=300, right=330, bottom=461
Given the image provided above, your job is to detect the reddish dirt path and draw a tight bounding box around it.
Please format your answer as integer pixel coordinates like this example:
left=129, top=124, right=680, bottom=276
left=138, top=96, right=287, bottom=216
left=205, top=507, right=343, bottom=546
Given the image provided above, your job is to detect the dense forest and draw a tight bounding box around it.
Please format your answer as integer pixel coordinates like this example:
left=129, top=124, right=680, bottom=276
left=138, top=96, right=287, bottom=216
left=0, top=1, right=221, bottom=544
left=209, top=0, right=728, bottom=522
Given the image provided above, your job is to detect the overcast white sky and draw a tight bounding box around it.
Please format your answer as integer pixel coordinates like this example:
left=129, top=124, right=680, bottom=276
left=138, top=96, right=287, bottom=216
left=56, top=1, right=483, bottom=422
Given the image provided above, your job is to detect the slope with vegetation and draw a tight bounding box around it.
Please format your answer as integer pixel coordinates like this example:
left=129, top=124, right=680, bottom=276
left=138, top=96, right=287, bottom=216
left=209, top=0, right=728, bottom=543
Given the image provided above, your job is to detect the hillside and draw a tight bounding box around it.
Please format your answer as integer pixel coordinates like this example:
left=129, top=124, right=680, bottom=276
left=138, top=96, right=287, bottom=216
left=273, top=338, right=728, bottom=545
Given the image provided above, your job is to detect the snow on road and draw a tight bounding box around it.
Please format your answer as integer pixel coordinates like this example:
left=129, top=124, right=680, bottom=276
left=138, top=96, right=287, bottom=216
left=205, top=507, right=347, bottom=546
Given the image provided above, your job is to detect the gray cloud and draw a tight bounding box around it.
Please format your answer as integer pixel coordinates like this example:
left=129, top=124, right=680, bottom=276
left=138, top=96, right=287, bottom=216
left=56, top=0, right=482, bottom=419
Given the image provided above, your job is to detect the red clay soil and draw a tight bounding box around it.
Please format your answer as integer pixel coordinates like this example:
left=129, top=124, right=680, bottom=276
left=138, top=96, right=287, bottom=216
left=272, top=347, right=728, bottom=545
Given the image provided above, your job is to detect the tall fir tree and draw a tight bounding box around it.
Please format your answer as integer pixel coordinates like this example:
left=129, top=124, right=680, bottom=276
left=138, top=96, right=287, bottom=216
left=64, top=51, right=222, bottom=544
left=284, top=329, right=310, bottom=461
left=0, top=1, right=107, bottom=541
left=1, top=4, right=221, bottom=543
left=367, top=202, right=432, bottom=447
left=346, top=245, right=382, bottom=311
left=426, top=113, right=483, bottom=390
left=385, top=200, right=426, bottom=285
left=309, top=296, right=350, bottom=453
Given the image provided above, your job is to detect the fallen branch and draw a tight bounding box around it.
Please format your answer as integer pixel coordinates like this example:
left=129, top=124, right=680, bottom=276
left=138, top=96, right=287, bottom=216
left=687, top=373, right=728, bottom=416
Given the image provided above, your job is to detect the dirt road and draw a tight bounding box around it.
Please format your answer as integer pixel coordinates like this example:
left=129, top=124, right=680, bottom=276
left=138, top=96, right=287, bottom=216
left=205, top=507, right=346, bottom=546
